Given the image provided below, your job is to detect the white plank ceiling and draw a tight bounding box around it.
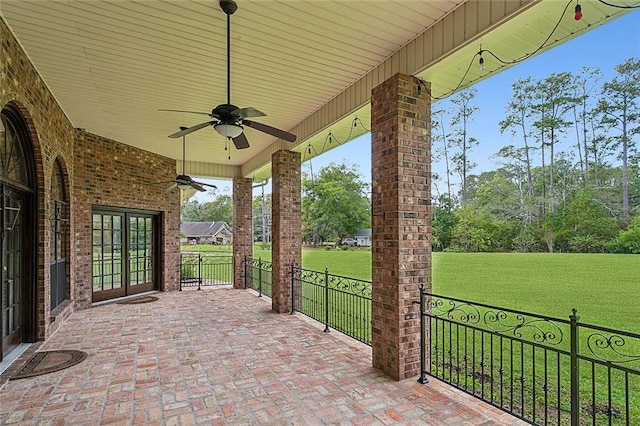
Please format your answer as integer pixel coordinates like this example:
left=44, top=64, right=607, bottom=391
left=0, top=0, right=634, bottom=182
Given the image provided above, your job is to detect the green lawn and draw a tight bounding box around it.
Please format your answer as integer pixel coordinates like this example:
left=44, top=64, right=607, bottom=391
left=432, top=252, right=640, bottom=331
left=300, top=248, right=640, bottom=332
left=181, top=245, right=639, bottom=331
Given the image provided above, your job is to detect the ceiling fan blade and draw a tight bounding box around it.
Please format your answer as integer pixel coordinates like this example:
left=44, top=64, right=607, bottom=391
left=243, top=119, right=296, bottom=142
left=232, top=132, right=250, bottom=150
left=168, top=121, right=216, bottom=138
left=159, top=109, right=211, bottom=116
left=237, top=107, right=266, bottom=119
left=200, top=182, right=218, bottom=189
left=165, top=182, right=178, bottom=192
left=190, top=182, right=207, bottom=192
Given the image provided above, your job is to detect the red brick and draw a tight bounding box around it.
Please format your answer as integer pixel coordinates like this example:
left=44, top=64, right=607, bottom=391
left=271, top=150, right=301, bottom=313
left=371, top=73, right=432, bottom=380
left=232, top=177, right=253, bottom=289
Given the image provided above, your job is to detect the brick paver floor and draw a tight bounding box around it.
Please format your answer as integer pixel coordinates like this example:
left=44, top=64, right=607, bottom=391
left=0, top=288, right=527, bottom=425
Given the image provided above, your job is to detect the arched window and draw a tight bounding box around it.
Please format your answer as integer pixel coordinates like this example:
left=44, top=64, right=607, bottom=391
left=50, top=158, right=68, bottom=310
left=0, top=110, right=30, bottom=188
left=1, top=104, right=36, bottom=360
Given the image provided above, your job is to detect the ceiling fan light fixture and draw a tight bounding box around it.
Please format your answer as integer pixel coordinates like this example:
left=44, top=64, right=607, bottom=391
left=177, top=183, right=192, bottom=190
left=214, top=123, right=243, bottom=139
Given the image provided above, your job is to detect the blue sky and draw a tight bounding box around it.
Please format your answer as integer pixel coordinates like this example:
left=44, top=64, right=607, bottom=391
left=195, top=9, right=640, bottom=201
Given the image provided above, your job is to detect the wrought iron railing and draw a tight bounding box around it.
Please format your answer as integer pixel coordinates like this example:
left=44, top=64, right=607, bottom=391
left=244, top=256, right=272, bottom=297
left=179, top=253, right=233, bottom=290
left=291, top=266, right=372, bottom=345
left=417, top=286, right=640, bottom=426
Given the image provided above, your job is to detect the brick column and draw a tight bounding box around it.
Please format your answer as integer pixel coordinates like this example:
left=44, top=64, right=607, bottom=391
left=271, top=150, right=301, bottom=313
left=233, top=177, right=253, bottom=289
left=371, top=73, right=431, bottom=381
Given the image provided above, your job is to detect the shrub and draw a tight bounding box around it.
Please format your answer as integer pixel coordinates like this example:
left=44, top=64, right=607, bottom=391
left=569, top=235, right=605, bottom=253
left=609, top=218, right=640, bottom=254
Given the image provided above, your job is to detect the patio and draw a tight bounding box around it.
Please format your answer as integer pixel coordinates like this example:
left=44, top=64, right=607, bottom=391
left=0, top=288, right=526, bottom=425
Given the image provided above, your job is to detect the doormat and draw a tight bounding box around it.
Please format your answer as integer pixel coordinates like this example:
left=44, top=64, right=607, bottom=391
left=117, top=296, right=159, bottom=304
left=11, top=350, right=87, bottom=380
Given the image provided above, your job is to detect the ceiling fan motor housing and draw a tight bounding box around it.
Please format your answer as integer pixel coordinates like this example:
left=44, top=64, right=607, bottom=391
left=219, top=0, right=237, bottom=15
left=212, top=103, right=242, bottom=124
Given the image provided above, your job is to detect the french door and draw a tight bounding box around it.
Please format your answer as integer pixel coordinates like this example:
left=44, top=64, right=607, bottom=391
left=1, top=188, right=29, bottom=357
left=1, top=105, right=36, bottom=362
left=92, top=210, right=158, bottom=302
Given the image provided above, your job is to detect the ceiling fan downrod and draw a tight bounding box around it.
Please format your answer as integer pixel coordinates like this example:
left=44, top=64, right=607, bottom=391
left=219, top=0, right=237, bottom=106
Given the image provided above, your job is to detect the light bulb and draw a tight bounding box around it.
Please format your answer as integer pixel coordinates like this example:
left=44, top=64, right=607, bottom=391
left=574, top=3, right=582, bottom=20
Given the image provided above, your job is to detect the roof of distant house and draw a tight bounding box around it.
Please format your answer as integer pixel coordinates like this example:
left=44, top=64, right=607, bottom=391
left=355, top=228, right=372, bottom=237
left=181, top=222, right=231, bottom=238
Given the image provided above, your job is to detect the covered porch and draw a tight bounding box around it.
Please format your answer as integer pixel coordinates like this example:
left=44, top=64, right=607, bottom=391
left=1, top=0, right=635, bottom=415
left=0, top=287, right=525, bottom=425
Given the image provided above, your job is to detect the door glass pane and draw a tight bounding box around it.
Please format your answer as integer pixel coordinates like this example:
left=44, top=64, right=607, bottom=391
left=3, top=189, right=24, bottom=346
left=129, top=215, right=153, bottom=287
left=92, top=213, right=123, bottom=291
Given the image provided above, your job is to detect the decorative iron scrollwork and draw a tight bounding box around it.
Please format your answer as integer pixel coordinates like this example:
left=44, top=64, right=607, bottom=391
left=483, top=311, right=563, bottom=345
left=328, top=275, right=371, bottom=298
left=299, top=268, right=324, bottom=286
left=586, top=333, right=640, bottom=366
left=429, top=298, right=480, bottom=325
left=427, top=296, right=564, bottom=346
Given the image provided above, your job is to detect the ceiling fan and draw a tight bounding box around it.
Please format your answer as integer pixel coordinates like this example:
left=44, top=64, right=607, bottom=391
left=161, top=0, right=296, bottom=149
left=165, top=127, right=218, bottom=192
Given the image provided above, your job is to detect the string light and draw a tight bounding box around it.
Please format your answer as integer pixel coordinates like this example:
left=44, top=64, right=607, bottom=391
left=418, top=0, right=578, bottom=101
left=302, top=117, right=369, bottom=162
left=574, top=2, right=583, bottom=20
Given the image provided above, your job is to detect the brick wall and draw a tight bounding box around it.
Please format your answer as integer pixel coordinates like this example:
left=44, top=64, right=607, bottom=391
left=371, top=73, right=432, bottom=380
left=0, top=17, right=180, bottom=343
left=233, top=177, right=253, bottom=289
left=74, top=131, right=181, bottom=310
left=271, top=150, right=301, bottom=313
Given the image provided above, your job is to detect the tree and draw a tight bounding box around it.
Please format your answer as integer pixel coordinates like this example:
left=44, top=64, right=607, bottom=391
left=532, top=72, right=576, bottom=214
left=302, top=162, right=370, bottom=244
left=253, top=192, right=271, bottom=243
left=451, top=205, right=498, bottom=252
left=432, top=110, right=454, bottom=203
left=500, top=77, right=536, bottom=199
left=493, top=145, right=534, bottom=227
left=432, top=195, right=457, bottom=251
left=610, top=216, right=640, bottom=254
left=598, top=57, right=640, bottom=227
left=202, top=194, right=233, bottom=224
left=565, top=187, right=618, bottom=252
left=449, top=88, right=479, bottom=203
left=180, top=192, right=233, bottom=224
left=571, top=67, right=601, bottom=186
left=181, top=199, right=206, bottom=222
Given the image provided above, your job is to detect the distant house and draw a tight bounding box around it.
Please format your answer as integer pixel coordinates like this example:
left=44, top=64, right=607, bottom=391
left=355, top=228, right=372, bottom=247
left=180, top=222, right=233, bottom=245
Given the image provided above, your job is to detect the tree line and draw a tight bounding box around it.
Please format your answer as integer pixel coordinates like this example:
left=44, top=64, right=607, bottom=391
left=181, top=57, right=639, bottom=253
left=433, top=58, right=639, bottom=253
